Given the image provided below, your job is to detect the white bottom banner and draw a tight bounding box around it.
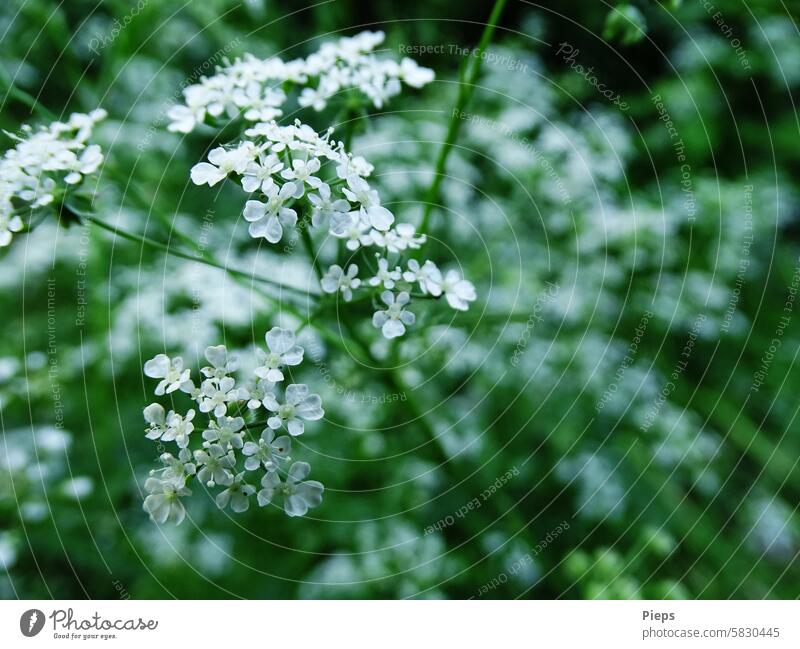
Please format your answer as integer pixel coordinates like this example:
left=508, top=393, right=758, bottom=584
left=0, top=600, right=797, bottom=647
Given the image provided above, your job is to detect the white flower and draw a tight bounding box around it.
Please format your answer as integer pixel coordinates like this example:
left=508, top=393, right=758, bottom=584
left=143, top=403, right=167, bottom=439
left=342, top=175, right=394, bottom=231
left=257, top=461, right=324, bottom=517
left=255, top=327, right=304, bottom=382
left=368, top=256, right=402, bottom=289
left=215, top=472, right=255, bottom=513
left=63, top=144, right=103, bottom=184
left=163, top=410, right=196, bottom=448
left=194, top=443, right=235, bottom=487
left=242, top=182, right=298, bottom=243
left=143, top=476, right=191, bottom=524
left=241, top=378, right=275, bottom=409
left=265, top=384, right=324, bottom=436
left=399, top=57, right=435, bottom=87
left=144, top=354, right=191, bottom=395
left=280, top=158, right=323, bottom=195
left=242, top=429, right=291, bottom=471
left=403, top=259, right=440, bottom=294
left=241, top=153, right=283, bottom=193
left=377, top=223, right=426, bottom=253
left=432, top=269, right=477, bottom=311
left=372, top=291, right=415, bottom=339
left=190, top=145, right=253, bottom=186
left=202, top=415, right=245, bottom=450
left=201, top=345, right=239, bottom=379
left=331, top=211, right=372, bottom=250
left=309, top=183, right=350, bottom=228
left=197, top=376, right=239, bottom=417
left=321, top=264, right=361, bottom=301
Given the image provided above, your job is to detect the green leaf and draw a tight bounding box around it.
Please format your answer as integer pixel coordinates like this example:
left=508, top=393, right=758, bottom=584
left=603, top=3, right=648, bottom=46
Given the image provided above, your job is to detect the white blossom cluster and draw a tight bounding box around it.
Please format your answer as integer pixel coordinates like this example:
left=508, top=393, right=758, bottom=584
left=141, top=327, right=324, bottom=524
left=168, top=30, right=433, bottom=134
left=189, top=119, right=476, bottom=339
left=0, top=109, right=106, bottom=247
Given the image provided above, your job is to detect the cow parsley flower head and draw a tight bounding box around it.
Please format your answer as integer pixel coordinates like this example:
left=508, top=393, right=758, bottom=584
left=141, top=334, right=324, bottom=523
left=168, top=31, right=433, bottom=134
left=0, top=109, right=106, bottom=247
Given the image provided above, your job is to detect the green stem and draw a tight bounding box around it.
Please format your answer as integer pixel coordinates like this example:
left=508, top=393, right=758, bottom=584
left=419, top=0, right=507, bottom=234
left=79, top=212, right=315, bottom=300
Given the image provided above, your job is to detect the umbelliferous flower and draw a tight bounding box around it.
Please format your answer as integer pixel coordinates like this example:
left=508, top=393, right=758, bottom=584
left=202, top=415, right=245, bottom=450
left=257, top=461, right=324, bottom=517
left=372, top=291, right=415, bottom=339
left=194, top=444, right=235, bottom=487
left=142, top=329, right=324, bottom=522
left=321, top=264, right=361, bottom=301
left=242, top=429, right=291, bottom=471
left=0, top=109, right=106, bottom=248
left=201, top=345, right=239, bottom=379
left=255, top=327, right=304, bottom=382
left=264, top=384, right=324, bottom=436
left=242, top=182, right=298, bottom=242
left=215, top=472, right=255, bottom=512
left=429, top=268, right=478, bottom=311
left=143, top=354, right=191, bottom=395
left=369, top=256, right=402, bottom=289
left=197, top=376, right=239, bottom=417
left=143, top=476, right=191, bottom=525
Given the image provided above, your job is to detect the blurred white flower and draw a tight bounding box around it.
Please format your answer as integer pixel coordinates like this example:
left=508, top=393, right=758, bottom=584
left=321, top=264, right=361, bottom=301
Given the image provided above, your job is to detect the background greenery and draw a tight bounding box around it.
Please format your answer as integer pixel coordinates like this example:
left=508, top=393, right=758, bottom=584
left=1, top=0, right=800, bottom=598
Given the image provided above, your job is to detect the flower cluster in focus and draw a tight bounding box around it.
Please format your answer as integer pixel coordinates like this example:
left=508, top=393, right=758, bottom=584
left=189, top=119, right=476, bottom=339
left=167, top=30, right=434, bottom=134
left=0, top=109, right=106, bottom=247
left=141, top=327, right=324, bottom=524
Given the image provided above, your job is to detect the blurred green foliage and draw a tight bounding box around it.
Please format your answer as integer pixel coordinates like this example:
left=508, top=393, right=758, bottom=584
left=1, top=0, right=799, bottom=598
